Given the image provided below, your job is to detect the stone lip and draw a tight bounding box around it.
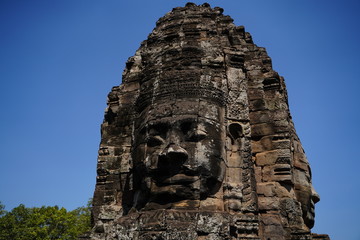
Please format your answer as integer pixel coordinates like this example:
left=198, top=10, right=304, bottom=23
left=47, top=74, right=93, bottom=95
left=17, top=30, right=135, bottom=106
left=311, top=233, right=331, bottom=240
left=161, top=174, right=199, bottom=185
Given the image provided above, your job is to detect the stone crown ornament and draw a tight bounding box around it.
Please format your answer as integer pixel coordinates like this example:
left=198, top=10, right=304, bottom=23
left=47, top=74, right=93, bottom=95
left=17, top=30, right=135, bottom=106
left=88, top=3, right=330, bottom=240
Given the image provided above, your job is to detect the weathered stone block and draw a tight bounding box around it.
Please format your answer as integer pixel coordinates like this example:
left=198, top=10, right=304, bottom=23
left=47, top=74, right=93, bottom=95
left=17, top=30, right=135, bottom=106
left=255, top=150, right=279, bottom=166
left=262, top=164, right=292, bottom=183
left=256, top=149, right=291, bottom=166
left=251, top=123, right=275, bottom=138
left=256, top=182, right=275, bottom=197
left=200, top=197, right=224, bottom=211
left=197, top=212, right=229, bottom=234
left=251, top=136, right=273, bottom=153
left=260, top=213, right=282, bottom=226
left=258, top=197, right=279, bottom=210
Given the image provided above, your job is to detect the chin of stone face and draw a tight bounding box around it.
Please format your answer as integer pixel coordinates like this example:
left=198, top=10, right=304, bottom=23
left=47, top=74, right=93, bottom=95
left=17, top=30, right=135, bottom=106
left=90, top=3, right=329, bottom=240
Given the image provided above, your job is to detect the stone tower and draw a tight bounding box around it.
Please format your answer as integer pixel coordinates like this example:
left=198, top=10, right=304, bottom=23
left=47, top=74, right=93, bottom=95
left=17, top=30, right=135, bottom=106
left=90, top=3, right=329, bottom=240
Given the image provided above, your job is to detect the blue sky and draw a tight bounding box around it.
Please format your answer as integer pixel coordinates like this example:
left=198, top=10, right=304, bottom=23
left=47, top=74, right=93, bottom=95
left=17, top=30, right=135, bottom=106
left=0, top=1, right=359, bottom=239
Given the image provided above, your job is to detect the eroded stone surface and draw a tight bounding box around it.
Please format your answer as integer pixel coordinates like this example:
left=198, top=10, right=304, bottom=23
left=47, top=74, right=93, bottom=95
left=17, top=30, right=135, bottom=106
left=89, top=3, right=329, bottom=240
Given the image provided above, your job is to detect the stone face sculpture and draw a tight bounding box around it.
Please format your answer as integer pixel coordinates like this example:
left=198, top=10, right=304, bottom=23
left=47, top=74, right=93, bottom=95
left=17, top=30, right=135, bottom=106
left=132, top=100, right=226, bottom=211
left=90, top=3, right=329, bottom=240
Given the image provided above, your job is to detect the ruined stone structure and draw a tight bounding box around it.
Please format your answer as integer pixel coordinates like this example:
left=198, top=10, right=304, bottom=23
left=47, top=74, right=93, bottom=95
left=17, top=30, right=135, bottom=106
left=90, top=3, right=329, bottom=240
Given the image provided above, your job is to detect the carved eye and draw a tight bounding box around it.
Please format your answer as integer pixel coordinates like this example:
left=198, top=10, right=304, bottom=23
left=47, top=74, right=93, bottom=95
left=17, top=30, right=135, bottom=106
left=187, top=129, right=207, bottom=142
left=181, top=121, right=192, bottom=134
left=146, top=135, right=164, bottom=147
left=149, top=123, right=168, bottom=139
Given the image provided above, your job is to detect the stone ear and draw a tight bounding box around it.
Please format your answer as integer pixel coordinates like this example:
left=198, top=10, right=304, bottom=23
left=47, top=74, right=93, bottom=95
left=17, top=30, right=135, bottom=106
left=228, top=123, right=243, bottom=144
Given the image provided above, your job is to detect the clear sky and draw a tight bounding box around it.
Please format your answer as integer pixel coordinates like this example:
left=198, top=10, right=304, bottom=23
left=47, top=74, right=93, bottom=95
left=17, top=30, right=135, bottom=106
left=0, top=1, right=359, bottom=239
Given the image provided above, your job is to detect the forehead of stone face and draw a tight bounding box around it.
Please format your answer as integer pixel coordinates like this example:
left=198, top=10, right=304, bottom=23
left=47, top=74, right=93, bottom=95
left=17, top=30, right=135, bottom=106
left=135, top=99, right=175, bottom=129
left=142, top=115, right=221, bottom=132
left=137, top=98, right=223, bottom=123
left=173, top=98, right=223, bottom=121
left=293, top=168, right=311, bottom=188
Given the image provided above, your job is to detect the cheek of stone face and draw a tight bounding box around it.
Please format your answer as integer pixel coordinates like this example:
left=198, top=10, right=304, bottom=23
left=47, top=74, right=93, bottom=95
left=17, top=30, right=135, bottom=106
left=294, top=184, right=315, bottom=228
left=293, top=169, right=312, bottom=205
left=293, top=168, right=317, bottom=228
left=293, top=168, right=311, bottom=186
left=196, top=137, right=222, bottom=167
left=295, top=185, right=312, bottom=209
left=195, top=139, right=225, bottom=197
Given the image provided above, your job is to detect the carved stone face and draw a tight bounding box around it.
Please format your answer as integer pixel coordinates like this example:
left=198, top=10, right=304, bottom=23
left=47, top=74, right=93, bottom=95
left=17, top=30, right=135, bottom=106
left=293, top=167, right=320, bottom=229
left=132, top=101, right=226, bottom=209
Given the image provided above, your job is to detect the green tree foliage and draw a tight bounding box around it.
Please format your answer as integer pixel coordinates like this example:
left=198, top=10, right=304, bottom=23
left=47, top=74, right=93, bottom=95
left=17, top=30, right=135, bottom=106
left=0, top=202, right=6, bottom=217
left=0, top=201, right=91, bottom=240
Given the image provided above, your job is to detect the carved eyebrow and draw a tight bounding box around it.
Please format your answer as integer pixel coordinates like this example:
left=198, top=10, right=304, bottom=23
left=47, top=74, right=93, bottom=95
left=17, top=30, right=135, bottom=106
left=146, top=135, right=165, bottom=147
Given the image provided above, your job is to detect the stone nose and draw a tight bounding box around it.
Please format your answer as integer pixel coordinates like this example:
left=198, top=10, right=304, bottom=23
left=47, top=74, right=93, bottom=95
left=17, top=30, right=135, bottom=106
left=159, top=144, right=188, bottom=163
left=311, top=186, right=320, bottom=204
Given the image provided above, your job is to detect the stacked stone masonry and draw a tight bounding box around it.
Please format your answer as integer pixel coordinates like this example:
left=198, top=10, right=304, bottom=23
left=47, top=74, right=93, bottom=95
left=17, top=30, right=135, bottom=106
left=90, top=3, right=329, bottom=240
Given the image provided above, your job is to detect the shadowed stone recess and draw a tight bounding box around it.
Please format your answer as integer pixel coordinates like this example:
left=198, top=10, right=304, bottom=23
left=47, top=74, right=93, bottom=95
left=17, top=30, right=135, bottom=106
left=89, top=3, right=329, bottom=240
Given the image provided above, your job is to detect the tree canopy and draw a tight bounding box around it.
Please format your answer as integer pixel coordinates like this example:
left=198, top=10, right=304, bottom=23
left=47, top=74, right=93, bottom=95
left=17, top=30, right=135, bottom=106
left=0, top=201, right=91, bottom=240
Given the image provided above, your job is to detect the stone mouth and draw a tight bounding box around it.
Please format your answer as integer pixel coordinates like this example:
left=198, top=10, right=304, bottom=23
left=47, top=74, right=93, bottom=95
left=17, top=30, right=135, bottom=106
left=309, top=201, right=315, bottom=215
left=160, top=174, right=199, bottom=185
left=148, top=163, right=200, bottom=184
